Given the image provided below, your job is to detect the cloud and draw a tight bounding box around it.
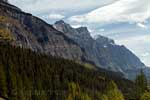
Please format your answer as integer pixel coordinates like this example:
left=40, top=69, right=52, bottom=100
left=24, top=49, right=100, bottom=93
left=43, top=13, right=65, bottom=20
left=116, top=35, right=150, bottom=66
left=99, top=29, right=105, bottom=32
left=137, top=23, right=148, bottom=29
left=69, top=0, right=150, bottom=24
left=9, top=0, right=117, bottom=15
left=116, top=35, right=150, bottom=47
left=142, top=53, right=150, bottom=57
left=71, top=25, right=82, bottom=28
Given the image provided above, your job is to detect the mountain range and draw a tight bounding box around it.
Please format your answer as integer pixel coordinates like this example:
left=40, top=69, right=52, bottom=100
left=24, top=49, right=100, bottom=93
left=0, top=0, right=148, bottom=80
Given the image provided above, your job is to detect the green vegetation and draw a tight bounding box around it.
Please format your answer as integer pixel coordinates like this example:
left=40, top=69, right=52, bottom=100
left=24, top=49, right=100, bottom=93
left=0, top=16, right=7, bottom=22
left=140, top=92, right=150, bottom=100
left=0, top=64, right=7, bottom=98
left=66, top=82, right=92, bottom=100
left=0, top=28, right=14, bottom=41
left=83, top=63, right=96, bottom=69
left=0, top=16, right=14, bottom=41
left=132, top=70, right=148, bottom=99
left=105, top=80, right=124, bottom=100
left=0, top=44, right=140, bottom=100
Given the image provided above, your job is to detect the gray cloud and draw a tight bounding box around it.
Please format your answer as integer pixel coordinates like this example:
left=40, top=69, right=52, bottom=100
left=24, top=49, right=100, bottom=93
left=69, top=0, right=150, bottom=24
left=9, top=0, right=117, bottom=15
left=116, top=35, right=150, bottom=66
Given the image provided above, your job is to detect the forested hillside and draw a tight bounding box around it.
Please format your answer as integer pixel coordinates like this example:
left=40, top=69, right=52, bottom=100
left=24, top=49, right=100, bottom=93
left=0, top=1, right=150, bottom=100
left=0, top=1, right=146, bottom=79
left=0, top=44, right=136, bottom=100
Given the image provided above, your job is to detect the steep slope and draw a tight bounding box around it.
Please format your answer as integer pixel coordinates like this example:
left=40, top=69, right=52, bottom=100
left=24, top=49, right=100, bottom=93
left=0, top=44, right=134, bottom=100
left=54, top=20, right=145, bottom=74
left=95, top=36, right=145, bottom=71
left=0, top=1, right=147, bottom=79
left=0, top=1, right=84, bottom=61
left=54, top=20, right=102, bottom=67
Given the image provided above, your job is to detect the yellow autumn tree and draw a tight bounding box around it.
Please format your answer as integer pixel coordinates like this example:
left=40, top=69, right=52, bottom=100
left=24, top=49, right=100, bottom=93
left=105, top=80, right=124, bottom=100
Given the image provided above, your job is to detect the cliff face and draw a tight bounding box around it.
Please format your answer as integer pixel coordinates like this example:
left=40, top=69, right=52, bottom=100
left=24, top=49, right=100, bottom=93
left=54, top=21, right=102, bottom=67
left=0, top=2, right=146, bottom=79
left=0, top=2, right=84, bottom=61
left=54, top=20, right=145, bottom=73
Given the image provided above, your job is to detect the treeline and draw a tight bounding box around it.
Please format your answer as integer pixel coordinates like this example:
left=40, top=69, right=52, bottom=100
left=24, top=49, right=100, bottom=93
left=133, top=70, right=150, bottom=100
left=0, top=44, right=145, bottom=100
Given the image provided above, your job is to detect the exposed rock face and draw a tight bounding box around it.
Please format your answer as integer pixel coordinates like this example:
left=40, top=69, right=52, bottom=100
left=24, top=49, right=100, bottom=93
left=0, top=0, right=21, bottom=11
left=54, top=20, right=145, bottom=73
left=54, top=20, right=101, bottom=67
left=0, top=3, right=84, bottom=61
left=0, top=2, right=147, bottom=79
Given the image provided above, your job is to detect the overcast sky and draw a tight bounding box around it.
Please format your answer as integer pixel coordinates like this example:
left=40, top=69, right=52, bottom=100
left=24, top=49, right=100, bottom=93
left=9, top=0, right=150, bottom=66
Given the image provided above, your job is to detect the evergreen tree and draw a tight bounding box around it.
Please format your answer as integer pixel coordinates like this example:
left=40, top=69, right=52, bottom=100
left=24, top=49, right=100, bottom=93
left=80, top=92, right=92, bottom=100
left=105, top=80, right=124, bottom=100
left=140, top=92, right=150, bottom=100
left=67, top=82, right=80, bottom=99
left=67, top=94, right=73, bottom=100
left=67, top=82, right=92, bottom=100
left=0, top=64, right=7, bottom=97
left=0, top=44, right=135, bottom=100
left=135, top=70, right=147, bottom=98
left=96, top=92, right=108, bottom=100
left=100, top=94, right=108, bottom=100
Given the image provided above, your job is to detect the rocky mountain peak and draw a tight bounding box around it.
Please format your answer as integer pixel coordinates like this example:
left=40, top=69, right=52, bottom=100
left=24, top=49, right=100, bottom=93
left=76, top=27, right=89, bottom=33
left=55, top=20, right=65, bottom=25
left=55, top=20, right=89, bottom=33
left=75, top=27, right=92, bottom=39
left=96, top=35, right=115, bottom=45
left=54, top=20, right=71, bottom=29
left=54, top=20, right=92, bottom=39
left=54, top=20, right=76, bottom=34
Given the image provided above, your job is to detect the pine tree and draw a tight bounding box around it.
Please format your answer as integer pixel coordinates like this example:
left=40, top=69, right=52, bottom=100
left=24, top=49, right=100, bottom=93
left=0, top=64, right=7, bottom=97
left=135, top=70, right=147, bottom=98
left=67, top=82, right=92, bottom=100
left=96, top=92, right=108, bottom=100
left=80, top=92, right=92, bottom=100
left=67, top=82, right=80, bottom=99
left=0, top=44, right=134, bottom=100
left=140, top=92, right=150, bottom=100
left=101, top=94, right=108, bottom=100
left=105, top=80, right=124, bottom=100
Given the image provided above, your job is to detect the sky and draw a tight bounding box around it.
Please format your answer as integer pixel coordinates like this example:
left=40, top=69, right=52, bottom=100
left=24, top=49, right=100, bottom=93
left=9, top=0, right=150, bottom=66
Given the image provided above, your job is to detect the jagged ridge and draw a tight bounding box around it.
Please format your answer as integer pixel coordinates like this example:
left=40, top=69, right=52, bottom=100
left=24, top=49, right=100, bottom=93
left=0, top=2, right=147, bottom=79
left=54, top=20, right=146, bottom=78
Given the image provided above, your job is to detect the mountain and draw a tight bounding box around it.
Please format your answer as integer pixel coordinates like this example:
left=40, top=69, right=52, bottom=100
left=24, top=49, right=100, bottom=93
left=0, top=1, right=85, bottom=61
left=0, top=1, right=147, bottom=79
left=54, top=20, right=145, bottom=74
left=0, top=44, right=134, bottom=100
